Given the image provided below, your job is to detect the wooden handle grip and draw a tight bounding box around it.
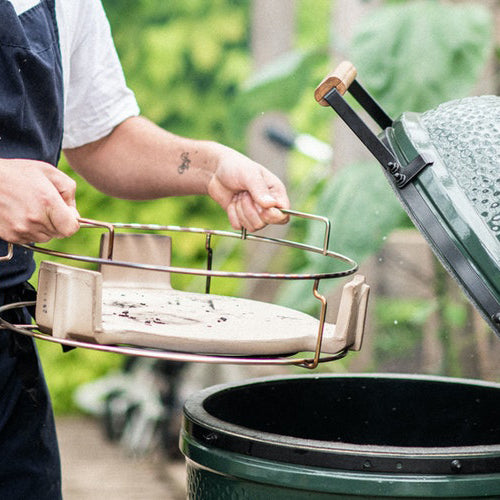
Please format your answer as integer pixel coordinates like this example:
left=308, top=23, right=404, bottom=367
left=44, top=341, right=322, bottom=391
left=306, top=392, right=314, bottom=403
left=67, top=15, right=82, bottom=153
left=314, top=61, right=357, bottom=106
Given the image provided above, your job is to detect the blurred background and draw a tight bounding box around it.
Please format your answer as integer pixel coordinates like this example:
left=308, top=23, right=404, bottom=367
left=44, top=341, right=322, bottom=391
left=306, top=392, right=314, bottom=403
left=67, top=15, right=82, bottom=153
left=32, top=0, right=498, bottom=467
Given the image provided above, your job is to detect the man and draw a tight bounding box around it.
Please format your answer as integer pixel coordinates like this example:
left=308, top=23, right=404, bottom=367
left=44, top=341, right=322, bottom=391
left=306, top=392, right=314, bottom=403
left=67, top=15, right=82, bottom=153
left=0, top=0, right=289, bottom=497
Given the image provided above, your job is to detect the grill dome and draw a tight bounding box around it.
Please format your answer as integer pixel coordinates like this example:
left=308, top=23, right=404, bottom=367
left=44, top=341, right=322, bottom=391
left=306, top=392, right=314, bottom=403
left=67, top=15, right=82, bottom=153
left=421, top=96, right=500, bottom=240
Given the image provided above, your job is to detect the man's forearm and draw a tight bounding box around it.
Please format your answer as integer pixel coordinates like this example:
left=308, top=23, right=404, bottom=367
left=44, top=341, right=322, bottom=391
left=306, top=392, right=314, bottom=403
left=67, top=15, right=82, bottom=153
left=65, top=115, right=290, bottom=232
left=64, top=116, right=221, bottom=200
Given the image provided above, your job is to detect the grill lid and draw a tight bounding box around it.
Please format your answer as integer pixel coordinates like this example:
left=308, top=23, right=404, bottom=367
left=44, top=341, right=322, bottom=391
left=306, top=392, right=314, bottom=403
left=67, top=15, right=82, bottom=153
left=316, top=63, right=500, bottom=336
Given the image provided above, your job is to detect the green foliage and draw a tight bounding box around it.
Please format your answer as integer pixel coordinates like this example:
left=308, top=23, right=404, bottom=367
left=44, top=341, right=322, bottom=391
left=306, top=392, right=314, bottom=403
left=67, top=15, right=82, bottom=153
left=373, top=297, right=431, bottom=364
left=443, top=301, right=468, bottom=329
left=296, top=0, right=332, bottom=49
left=37, top=340, right=123, bottom=415
left=103, top=0, right=251, bottom=142
left=349, top=0, right=493, bottom=116
left=229, top=49, right=330, bottom=145
left=228, top=0, right=333, bottom=147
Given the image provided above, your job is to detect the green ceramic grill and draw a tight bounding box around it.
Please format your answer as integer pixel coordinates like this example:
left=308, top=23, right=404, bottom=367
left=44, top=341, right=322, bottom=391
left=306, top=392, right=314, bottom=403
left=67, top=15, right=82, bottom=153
left=315, top=61, right=500, bottom=336
left=182, top=374, right=500, bottom=498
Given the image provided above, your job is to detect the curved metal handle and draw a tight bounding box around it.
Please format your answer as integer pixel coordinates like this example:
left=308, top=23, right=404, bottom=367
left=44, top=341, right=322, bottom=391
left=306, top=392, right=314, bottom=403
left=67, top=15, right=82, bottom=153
left=0, top=242, right=13, bottom=262
left=0, top=219, right=114, bottom=263
left=241, top=208, right=331, bottom=256
left=315, top=60, right=357, bottom=106
left=81, top=211, right=331, bottom=263
left=22, top=211, right=357, bottom=282
left=81, top=212, right=331, bottom=262
left=77, top=218, right=115, bottom=259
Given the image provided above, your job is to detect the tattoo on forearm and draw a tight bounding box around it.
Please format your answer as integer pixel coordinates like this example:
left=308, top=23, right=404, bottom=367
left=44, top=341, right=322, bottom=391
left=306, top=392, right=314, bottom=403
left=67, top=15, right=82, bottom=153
left=178, top=152, right=191, bottom=174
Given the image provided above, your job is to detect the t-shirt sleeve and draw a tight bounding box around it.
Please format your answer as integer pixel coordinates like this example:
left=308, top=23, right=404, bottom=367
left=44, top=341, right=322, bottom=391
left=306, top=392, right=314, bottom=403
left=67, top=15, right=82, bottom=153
left=61, top=0, right=140, bottom=149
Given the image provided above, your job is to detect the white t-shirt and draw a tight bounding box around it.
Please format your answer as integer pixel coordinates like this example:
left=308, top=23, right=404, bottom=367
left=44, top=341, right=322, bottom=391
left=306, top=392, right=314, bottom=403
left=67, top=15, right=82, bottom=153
left=10, top=0, right=140, bottom=149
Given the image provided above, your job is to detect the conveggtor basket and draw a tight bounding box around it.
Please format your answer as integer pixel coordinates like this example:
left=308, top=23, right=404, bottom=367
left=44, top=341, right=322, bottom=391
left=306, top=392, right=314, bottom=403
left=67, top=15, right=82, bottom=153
left=0, top=210, right=369, bottom=369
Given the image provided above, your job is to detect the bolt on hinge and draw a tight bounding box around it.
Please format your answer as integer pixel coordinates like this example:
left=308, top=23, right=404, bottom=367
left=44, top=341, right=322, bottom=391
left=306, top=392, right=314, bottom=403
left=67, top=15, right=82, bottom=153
left=389, top=154, right=433, bottom=189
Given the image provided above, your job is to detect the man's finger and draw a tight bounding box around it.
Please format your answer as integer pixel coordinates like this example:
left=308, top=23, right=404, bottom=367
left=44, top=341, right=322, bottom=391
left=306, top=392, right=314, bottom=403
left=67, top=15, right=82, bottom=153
left=236, top=192, right=267, bottom=232
left=46, top=199, right=81, bottom=239
left=261, top=206, right=289, bottom=225
left=226, top=195, right=242, bottom=230
left=46, top=168, right=78, bottom=208
left=243, top=171, right=279, bottom=209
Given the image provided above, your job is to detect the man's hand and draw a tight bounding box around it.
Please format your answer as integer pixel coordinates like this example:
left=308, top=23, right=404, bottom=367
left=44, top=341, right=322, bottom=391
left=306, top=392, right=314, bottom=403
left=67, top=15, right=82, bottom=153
left=207, top=145, right=290, bottom=232
left=0, top=159, right=80, bottom=244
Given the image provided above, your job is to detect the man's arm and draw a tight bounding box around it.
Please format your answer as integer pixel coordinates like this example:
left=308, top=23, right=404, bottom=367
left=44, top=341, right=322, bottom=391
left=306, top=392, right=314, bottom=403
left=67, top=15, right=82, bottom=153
left=0, top=116, right=289, bottom=245
left=64, top=116, right=289, bottom=232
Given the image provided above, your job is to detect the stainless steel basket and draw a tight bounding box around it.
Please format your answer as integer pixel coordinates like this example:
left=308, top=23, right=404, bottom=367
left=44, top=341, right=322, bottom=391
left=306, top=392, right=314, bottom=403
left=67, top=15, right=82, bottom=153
left=0, top=209, right=369, bottom=369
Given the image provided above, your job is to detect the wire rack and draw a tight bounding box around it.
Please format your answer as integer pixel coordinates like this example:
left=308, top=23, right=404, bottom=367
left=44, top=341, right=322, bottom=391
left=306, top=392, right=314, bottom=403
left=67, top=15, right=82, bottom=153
left=0, top=209, right=362, bottom=369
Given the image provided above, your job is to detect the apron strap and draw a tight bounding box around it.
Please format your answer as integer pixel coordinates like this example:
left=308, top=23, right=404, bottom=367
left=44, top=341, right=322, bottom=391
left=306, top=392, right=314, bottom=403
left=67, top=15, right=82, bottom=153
left=2, top=282, right=39, bottom=398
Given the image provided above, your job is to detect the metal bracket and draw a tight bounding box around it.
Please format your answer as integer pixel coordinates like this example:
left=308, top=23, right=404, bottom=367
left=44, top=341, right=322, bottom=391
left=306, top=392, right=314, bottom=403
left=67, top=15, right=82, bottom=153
left=388, top=153, right=434, bottom=188
left=323, top=88, right=432, bottom=189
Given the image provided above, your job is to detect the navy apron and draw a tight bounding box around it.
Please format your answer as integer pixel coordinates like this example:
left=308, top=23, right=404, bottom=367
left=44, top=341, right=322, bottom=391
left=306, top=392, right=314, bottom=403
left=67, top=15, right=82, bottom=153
left=0, top=0, right=63, bottom=497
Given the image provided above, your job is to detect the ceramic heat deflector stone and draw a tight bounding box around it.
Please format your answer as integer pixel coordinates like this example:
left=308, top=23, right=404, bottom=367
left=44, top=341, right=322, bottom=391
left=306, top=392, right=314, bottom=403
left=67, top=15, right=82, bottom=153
left=34, top=233, right=369, bottom=356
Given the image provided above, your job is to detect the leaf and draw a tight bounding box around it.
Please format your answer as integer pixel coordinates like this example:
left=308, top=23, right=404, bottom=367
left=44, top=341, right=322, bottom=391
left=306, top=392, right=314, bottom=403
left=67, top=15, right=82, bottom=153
left=228, top=48, right=328, bottom=143
left=349, top=0, right=493, bottom=117
left=278, top=162, right=406, bottom=312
